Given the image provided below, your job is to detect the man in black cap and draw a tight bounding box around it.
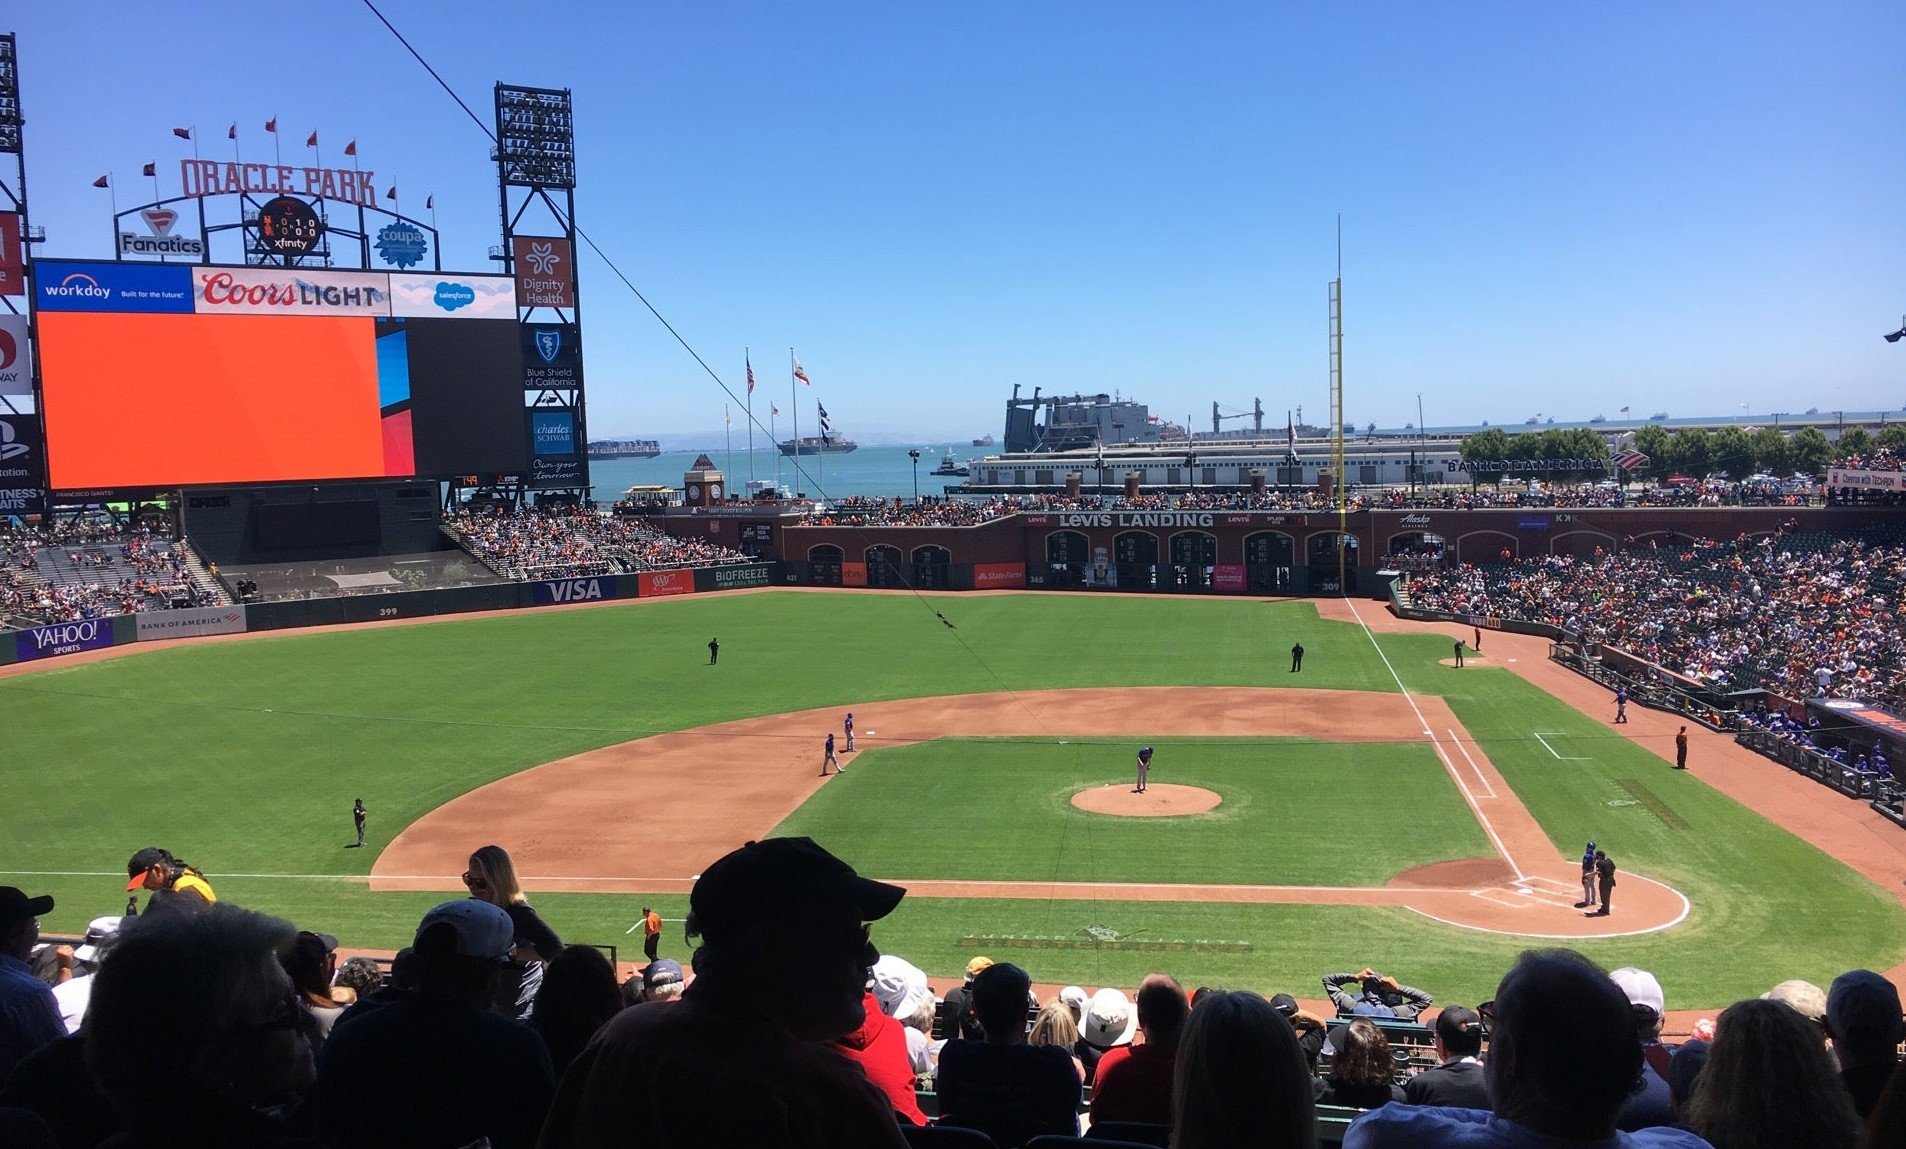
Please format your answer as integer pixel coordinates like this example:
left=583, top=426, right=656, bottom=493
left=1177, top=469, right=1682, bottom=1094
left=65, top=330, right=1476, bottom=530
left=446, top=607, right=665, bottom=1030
left=541, top=837, right=909, bottom=1148
left=0, top=886, right=66, bottom=1083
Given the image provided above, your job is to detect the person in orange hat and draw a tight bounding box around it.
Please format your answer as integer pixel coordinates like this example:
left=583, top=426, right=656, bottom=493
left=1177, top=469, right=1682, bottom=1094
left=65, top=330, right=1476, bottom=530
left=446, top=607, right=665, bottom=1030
left=125, top=848, right=217, bottom=908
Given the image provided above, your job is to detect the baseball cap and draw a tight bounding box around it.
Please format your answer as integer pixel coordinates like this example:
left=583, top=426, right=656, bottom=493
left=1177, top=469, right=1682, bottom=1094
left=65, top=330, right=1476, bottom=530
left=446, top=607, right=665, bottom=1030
left=125, top=847, right=170, bottom=890
left=282, top=931, right=341, bottom=992
left=1434, top=1005, right=1484, bottom=1045
left=73, top=915, right=126, bottom=963
left=870, top=954, right=930, bottom=1018
left=1827, top=970, right=1903, bottom=1043
left=0, top=886, right=53, bottom=927
left=1059, top=985, right=1089, bottom=1017
left=964, top=955, right=994, bottom=981
left=1761, top=979, right=1828, bottom=1023
left=1268, top=993, right=1300, bottom=1019
left=413, top=900, right=514, bottom=962
left=643, top=958, right=684, bottom=989
left=689, top=838, right=905, bottom=938
left=1609, top=967, right=1665, bottom=1016
left=1081, top=987, right=1137, bottom=1049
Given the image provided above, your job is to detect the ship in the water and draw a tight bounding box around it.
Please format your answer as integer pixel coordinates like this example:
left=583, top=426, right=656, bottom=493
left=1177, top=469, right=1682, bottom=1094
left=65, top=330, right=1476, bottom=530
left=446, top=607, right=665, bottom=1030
left=588, top=439, right=662, bottom=459
left=971, top=434, right=995, bottom=447
left=778, top=436, right=858, bottom=456
left=930, top=449, right=968, bottom=476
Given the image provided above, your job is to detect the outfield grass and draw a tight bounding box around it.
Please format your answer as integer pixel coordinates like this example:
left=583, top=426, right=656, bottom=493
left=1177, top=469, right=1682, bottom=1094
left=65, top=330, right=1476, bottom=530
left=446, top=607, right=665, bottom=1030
left=4, top=591, right=1903, bottom=1008
left=773, top=736, right=1490, bottom=886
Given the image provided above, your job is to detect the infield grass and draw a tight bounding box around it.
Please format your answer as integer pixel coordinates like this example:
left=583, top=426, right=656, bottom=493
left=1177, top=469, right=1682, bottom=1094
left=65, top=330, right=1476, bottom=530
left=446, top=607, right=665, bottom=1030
left=773, top=736, right=1490, bottom=886
left=4, top=590, right=1904, bottom=1008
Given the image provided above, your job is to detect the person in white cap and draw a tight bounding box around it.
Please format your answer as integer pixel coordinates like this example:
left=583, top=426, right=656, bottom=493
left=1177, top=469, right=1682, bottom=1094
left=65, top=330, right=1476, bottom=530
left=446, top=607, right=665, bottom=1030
left=49, top=915, right=124, bottom=1032
left=1609, top=967, right=1676, bottom=1132
left=309, top=899, right=555, bottom=1149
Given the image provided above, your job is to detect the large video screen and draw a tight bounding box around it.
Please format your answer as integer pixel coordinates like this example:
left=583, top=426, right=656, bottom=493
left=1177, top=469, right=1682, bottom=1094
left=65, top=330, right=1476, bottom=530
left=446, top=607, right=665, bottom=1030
left=33, top=261, right=528, bottom=489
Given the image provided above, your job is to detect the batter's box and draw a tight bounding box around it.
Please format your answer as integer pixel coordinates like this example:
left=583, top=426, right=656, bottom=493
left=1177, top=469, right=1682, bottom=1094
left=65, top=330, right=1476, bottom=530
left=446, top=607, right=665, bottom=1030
left=1515, top=876, right=1580, bottom=896
left=1470, top=887, right=1533, bottom=908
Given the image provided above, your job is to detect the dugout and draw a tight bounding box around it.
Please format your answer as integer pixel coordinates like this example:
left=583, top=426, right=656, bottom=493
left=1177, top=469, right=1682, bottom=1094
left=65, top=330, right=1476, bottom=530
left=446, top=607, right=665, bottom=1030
left=1806, top=698, right=1906, bottom=762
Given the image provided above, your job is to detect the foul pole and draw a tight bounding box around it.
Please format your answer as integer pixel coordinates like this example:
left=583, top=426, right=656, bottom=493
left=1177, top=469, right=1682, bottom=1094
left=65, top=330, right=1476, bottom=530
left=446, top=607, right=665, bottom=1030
left=1329, top=216, right=1346, bottom=594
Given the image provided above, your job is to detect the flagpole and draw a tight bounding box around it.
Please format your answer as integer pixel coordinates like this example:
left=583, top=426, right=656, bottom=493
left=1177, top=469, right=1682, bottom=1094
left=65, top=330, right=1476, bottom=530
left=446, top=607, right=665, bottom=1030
left=817, top=397, right=825, bottom=505
left=790, top=348, right=799, bottom=498
left=271, top=117, right=281, bottom=167
left=771, top=405, right=780, bottom=494
left=725, top=405, right=733, bottom=481
left=745, top=348, right=755, bottom=486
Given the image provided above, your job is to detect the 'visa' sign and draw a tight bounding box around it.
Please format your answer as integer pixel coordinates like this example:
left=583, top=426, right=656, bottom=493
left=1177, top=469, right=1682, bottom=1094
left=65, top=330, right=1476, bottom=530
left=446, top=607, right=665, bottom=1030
left=533, top=577, right=611, bottom=605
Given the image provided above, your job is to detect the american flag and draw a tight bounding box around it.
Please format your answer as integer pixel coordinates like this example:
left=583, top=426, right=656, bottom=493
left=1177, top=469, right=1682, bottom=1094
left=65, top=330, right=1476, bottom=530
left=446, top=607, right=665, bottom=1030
left=746, top=353, right=755, bottom=395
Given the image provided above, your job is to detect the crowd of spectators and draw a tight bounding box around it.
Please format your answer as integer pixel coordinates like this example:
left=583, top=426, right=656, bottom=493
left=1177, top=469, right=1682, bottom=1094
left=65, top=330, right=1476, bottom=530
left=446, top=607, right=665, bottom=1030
left=0, top=522, right=218, bottom=626
left=444, top=506, right=755, bottom=581
left=1404, top=530, right=1906, bottom=710
left=1835, top=448, right=1906, bottom=473
left=7, top=835, right=1906, bottom=1148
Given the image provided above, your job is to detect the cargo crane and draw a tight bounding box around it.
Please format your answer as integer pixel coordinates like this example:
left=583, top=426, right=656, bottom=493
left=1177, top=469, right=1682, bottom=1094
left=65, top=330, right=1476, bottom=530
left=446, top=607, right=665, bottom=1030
left=1211, top=398, right=1265, bottom=436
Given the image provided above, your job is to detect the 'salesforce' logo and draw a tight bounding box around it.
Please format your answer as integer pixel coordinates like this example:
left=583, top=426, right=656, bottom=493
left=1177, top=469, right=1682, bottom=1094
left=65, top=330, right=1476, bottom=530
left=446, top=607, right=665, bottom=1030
left=432, top=282, right=476, bottom=311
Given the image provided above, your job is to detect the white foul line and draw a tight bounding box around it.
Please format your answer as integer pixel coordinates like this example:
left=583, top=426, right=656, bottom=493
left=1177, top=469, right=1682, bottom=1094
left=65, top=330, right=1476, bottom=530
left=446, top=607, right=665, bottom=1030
left=1447, top=728, right=1498, bottom=799
left=1343, top=598, right=1525, bottom=881
left=1533, top=732, right=1590, bottom=761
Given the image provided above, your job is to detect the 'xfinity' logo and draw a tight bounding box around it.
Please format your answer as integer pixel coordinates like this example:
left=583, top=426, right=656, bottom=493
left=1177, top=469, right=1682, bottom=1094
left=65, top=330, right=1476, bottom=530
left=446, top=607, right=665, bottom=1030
left=44, top=273, right=110, bottom=300
left=432, top=281, right=476, bottom=311
left=534, top=329, right=561, bottom=364
left=0, top=421, right=27, bottom=462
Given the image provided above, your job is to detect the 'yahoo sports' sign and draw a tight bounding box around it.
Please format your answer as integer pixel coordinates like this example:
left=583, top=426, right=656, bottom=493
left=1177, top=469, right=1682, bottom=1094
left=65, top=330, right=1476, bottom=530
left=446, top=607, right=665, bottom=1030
left=16, top=618, right=116, bottom=662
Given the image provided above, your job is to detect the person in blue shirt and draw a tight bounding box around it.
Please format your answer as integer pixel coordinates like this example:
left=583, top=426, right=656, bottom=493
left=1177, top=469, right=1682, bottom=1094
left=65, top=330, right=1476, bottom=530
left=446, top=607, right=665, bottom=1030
left=0, top=887, right=67, bottom=1088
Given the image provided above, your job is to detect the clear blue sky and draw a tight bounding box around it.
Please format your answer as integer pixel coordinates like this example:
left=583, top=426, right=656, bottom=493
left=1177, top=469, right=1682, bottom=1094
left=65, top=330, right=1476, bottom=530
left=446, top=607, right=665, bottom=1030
left=11, top=1, right=1903, bottom=441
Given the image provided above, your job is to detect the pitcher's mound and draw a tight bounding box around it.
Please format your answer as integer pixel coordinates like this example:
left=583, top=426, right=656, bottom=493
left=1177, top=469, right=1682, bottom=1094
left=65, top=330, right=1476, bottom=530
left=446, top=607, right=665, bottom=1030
left=1071, top=783, right=1222, bottom=817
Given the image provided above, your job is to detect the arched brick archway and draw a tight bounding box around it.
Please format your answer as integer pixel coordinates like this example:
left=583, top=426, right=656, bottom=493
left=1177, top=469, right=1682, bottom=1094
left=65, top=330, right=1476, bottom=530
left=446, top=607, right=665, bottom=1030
left=1115, top=531, right=1160, bottom=589
left=808, top=544, right=844, bottom=586
left=1457, top=530, right=1519, bottom=564
left=1549, top=530, right=1617, bottom=558
left=1167, top=530, right=1217, bottom=590
left=866, top=545, right=905, bottom=589
left=911, top=545, right=951, bottom=589
left=1244, top=531, right=1295, bottom=594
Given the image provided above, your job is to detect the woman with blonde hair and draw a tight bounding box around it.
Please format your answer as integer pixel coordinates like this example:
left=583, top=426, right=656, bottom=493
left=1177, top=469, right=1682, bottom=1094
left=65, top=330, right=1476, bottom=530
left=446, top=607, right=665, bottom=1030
left=1689, top=997, right=1859, bottom=1149
left=1171, top=990, right=1315, bottom=1149
left=463, top=844, right=562, bottom=1017
left=1029, top=998, right=1086, bottom=1085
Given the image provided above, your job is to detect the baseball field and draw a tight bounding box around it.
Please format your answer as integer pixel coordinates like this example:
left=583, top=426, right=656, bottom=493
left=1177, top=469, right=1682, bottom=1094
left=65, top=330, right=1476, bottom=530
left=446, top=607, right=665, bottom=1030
left=4, top=589, right=1902, bottom=1009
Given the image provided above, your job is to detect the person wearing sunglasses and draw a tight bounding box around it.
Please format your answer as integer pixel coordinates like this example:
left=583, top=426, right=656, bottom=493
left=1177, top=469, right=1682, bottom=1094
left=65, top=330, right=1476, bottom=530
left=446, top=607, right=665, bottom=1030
left=463, top=845, right=563, bottom=1019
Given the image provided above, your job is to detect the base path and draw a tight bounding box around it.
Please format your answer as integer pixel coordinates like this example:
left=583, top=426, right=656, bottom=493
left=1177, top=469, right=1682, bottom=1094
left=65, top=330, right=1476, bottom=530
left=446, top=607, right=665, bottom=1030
left=374, top=685, right=1686, bottom=939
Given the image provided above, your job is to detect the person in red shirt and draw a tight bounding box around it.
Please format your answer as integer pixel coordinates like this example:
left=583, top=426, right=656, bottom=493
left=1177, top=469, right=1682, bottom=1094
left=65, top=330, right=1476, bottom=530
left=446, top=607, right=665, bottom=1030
left=1090, top=973, right=1189, bottom=1125
left=834, top=988, right=928, bottom=1125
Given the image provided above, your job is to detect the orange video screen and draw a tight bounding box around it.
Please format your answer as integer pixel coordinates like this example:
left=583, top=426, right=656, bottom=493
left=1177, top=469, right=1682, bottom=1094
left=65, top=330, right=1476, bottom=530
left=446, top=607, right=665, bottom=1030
left=37, top=312, right=387, bottom=489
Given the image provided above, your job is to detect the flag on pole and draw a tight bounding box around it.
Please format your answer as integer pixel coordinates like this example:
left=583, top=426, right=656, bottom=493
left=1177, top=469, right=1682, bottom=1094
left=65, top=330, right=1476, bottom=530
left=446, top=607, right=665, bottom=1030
left=817, top=402, right=833, bottom=443
left=771, top=402, right=780, bottom=417
left=306, top=131, right=318, bottom=147
left=746, top=353, right=756, bottom=395
left=92, top=174, right=110, bottom=188
left=792, top=354, right=810, bottom=386
left=1094, top=435, right=1104, bottom=473
left=227, top=123, right=237, bottom=140
left=344, top=140, right=357, bottom=157
left=725, top=408, right=733, bottom=428
left=142, top=162, right=155, bottom=177
left=1285, top=412, right=1297, bottom=462
left=1619, top=406, right=1631, bottom=413
left=172, top=127, right=192, bottom=141
left=265, top=117, right=278, bottom=133
left=385, top=186, right=397, bottom=201
left=425, top=194, right=434, bottom=210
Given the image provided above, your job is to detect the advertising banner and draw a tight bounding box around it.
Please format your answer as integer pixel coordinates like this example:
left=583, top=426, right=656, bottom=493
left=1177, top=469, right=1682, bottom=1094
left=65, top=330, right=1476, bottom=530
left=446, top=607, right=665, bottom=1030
left=374, top=221, right=431, bottom=268
left=388, top=272, right=517, bottom=320
left=34, top=260, right=194, bottom=313
left=521, top=324, right=581, bottom=389
left=1213, top=565, right=1247, bottom=592
left=529, top=410, right=577, bottom=456
left=700, top=563, right=772, bottom=592
left=531, top=575, right=623, bottom=605
left=117, top=206, right=206, bottom=259
left=1828, top=467, right=1902, bottom=492
left=636, top=569, right=695, bottom=598
left=16, top=618, right=116, bottom=662
left=0, top=413, right=44, bottom=514
left=527, top=456, right=585, bottom=488
left=972, top=563, right=1026, bottom=589
left=841, top=562, right=868, bottom=587
left=0, top=313, right=28, bottom=395
left=134, top=605, right=248, bottom=641
left=191, top=266, right=390, bottom=317
left=0, top=212, right=23, bottom=296
left=1517, top=515, right=1552, bottom=531
left=511, top=236, right=576, bottom=308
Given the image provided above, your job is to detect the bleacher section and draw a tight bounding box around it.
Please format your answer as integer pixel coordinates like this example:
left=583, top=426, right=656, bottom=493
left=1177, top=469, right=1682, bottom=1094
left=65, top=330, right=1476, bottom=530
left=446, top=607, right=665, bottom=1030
left=0, top=526, right=232, bottom=625
left=221, top=550, right=510, bottom=602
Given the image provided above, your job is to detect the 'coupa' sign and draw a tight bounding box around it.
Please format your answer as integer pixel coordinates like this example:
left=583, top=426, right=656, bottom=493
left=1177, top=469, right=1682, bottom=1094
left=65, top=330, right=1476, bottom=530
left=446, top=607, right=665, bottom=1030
left=15, top=618, right=116, bottom=662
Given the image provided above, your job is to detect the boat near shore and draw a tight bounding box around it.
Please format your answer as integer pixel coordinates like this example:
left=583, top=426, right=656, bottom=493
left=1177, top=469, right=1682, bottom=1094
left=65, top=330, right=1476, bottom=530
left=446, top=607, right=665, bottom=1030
left=778, top=436, right=858, bottom=456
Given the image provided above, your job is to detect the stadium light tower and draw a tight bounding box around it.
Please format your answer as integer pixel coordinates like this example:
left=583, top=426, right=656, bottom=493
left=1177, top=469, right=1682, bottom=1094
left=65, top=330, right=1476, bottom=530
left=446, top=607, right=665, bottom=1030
left=908, top=449, right=920, bottom=504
